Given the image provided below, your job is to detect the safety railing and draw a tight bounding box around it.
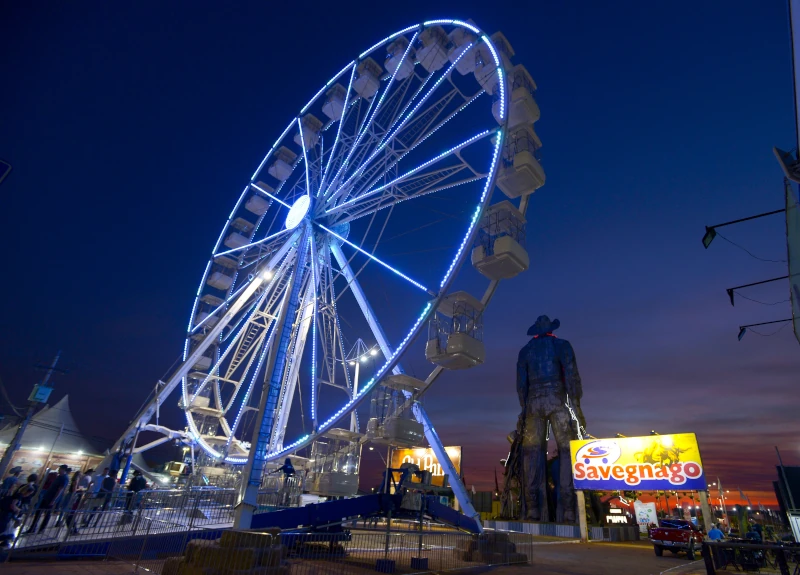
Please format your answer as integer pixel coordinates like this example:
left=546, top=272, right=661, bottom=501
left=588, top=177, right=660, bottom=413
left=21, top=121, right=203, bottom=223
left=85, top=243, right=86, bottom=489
left=702, top=540, right=800, bottom=575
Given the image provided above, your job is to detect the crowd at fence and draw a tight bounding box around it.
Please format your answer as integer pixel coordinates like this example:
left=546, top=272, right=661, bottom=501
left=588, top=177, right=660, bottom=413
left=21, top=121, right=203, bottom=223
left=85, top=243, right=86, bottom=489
left=1, top=476, right=303, bottom=555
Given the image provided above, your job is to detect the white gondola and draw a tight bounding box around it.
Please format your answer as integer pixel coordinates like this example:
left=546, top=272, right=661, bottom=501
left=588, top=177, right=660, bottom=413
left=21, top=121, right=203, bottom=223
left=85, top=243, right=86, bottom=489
left=474, top=32, right=514, bottom=95
left=447, top=25, right=478, bottom=75
left=206, top=270, right=234, bottom=291
left=307, top=429, right=361, bottom=497
left=223, top=231, right=249, bottom=250
left=495, top=124, right=545, bottom=198
left=385, top=36, right=415, bottom=81
left=417, top=26, right=449, bottom=73
left=192, top=355, right=212, bottom=372
left=293, top=114, right=323, bottom=150
left=425, top=291, right=485, bottom=370
left=244, top=193, right=270, bottom=216
left=193, top=311, right=219, bottom=328
left=471, top=200, right=529, bottom=280
left=384, top=374, right=427, bottom=395
left=354, top=57, right=383, bottom=99
left=267, top=146, right=297, bottom=181
left=493, top=64, right=540, bottom=128
left=322, top=83, right=348, bottom=121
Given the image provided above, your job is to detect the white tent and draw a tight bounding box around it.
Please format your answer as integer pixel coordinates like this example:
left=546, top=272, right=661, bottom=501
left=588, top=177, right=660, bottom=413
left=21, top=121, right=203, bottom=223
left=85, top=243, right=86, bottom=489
left=0, top=395, right=100, bottom=456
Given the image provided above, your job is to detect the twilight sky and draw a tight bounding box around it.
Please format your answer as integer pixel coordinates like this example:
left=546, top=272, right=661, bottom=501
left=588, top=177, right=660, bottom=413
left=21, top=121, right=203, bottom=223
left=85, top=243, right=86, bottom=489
left=2, top=1, right=798, bottom=506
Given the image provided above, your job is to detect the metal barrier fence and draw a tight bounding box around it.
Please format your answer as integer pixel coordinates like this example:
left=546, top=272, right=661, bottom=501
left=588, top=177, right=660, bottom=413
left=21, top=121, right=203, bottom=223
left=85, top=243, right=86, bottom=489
left=484, top=519, right=580, bottom=539
left=107, top=526, right=532, bottom=575
left=701, top=540, right=800, bottom=575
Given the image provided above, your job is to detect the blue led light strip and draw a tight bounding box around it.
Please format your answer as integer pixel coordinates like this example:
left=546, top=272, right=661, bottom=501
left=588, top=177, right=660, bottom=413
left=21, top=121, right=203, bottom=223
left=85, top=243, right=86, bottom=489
left=297, top=117, right=312, bottom=197
left=317, top=223, right=431, bottom=294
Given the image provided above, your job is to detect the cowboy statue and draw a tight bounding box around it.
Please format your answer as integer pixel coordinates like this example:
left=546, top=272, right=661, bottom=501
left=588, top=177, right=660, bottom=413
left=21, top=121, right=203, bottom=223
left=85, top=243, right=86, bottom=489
left=509, top=315, right=586, bottom=523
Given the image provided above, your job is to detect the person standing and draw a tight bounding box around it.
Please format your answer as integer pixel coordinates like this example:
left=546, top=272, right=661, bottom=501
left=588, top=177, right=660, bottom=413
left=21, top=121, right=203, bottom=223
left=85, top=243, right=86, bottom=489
left=26, top=465, right=70, bottom=534
left=124, top=470, right=147, bottom=515
left=65, top=469, right=92, bottom=535
left=81, top=467, right=110, bottom=528
left=1, top=467, right=23, bottom=493
left=55, top=470, right=82, bottom=527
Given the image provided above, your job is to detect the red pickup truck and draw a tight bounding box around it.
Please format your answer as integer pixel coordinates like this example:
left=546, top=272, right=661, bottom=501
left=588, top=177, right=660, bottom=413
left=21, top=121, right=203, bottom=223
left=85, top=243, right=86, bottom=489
left=650, top=519, right=704, bottom=560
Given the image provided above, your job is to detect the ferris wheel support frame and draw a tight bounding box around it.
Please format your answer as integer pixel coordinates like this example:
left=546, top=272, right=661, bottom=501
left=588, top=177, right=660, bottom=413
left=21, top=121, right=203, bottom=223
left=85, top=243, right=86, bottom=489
left=101, top=235, right=299, bottom=471
left=331, top=244, right=481, bottom=529
left=236, top=224, right=312, bottom=528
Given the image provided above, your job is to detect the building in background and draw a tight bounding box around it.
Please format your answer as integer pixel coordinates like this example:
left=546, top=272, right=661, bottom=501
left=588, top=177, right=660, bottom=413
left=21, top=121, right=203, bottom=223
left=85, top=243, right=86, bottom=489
left=0, top=395, right=103, bottom=478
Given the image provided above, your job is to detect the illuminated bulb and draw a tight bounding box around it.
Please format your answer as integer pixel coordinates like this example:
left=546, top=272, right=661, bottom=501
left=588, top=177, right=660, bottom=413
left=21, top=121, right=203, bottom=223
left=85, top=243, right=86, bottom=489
left=262, top=270, right=273, bottom=280
left=348, top=361, right=356, bottom=366
left=360, top=356, right=367, bottom=362
left=369, top=349, right=377, bottom=356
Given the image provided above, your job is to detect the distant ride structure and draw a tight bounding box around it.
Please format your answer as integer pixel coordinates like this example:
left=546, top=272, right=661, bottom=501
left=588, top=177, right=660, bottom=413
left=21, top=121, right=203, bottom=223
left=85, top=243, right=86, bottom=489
left=106, top=19, right=545, bottom=527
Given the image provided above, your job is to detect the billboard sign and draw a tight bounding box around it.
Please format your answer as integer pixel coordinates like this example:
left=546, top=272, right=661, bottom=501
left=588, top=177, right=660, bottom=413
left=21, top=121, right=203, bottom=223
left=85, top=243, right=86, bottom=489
left=390, top=446, right=461, bottom=487
left=570, top=433, right=707, bottom=491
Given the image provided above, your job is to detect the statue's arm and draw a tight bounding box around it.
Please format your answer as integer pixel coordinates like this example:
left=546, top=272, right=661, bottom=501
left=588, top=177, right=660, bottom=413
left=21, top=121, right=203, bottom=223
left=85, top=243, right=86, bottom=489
left=516, top=349, right=527, bottom=408
left=561, top=341, right=582, bottom=401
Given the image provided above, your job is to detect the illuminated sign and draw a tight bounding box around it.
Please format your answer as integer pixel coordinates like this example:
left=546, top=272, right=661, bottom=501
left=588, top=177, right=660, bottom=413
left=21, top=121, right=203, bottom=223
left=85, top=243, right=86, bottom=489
left=569, top=433, right=706, bottom=491
left=390, top=446, right=461, bottom=487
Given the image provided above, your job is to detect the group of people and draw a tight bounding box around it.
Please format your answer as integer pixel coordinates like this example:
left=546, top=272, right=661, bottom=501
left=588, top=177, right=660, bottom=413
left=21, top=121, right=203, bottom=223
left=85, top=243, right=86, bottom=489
left=707, top=521, right=765, bottom=542
left=0, top=464, right=149, bottom=547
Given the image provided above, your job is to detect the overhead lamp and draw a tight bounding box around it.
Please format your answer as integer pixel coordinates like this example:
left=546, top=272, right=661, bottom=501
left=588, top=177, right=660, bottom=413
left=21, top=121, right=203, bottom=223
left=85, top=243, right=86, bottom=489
left=702, top=226, right=717, bottom=249
left=369, top=447, right=374, bottom=451
left=348, top=361, right=356, bottom=366
left=360, top=356, right=367, bottom=362
left=369, top=349, right=378, bottom=356
left=650, top=430, right=658, bottom=436
left=262, top=269, right=273, bottom=280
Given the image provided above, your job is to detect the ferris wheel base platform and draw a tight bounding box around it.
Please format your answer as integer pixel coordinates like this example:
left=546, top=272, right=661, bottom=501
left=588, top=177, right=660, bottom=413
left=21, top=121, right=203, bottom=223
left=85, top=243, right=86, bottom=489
left=250, top=493, right=481, bottom=534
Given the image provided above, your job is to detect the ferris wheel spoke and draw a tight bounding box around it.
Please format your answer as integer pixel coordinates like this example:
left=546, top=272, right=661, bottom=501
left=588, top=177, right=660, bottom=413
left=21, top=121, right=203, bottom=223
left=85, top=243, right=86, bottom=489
left=340, top=91, right=485, bottom=214
left=326, top=44, right=475, bottom=208
left=251, top=182, right=292, bottom=209
left=213, top=228, right=292, bottom=259
left=318, top=223, right=433, bottom=295
left=319, top=62, right=357, bottom=194
left=335, top=174, right=487, bottom=225
left=326, top=129, right=493, bottom=219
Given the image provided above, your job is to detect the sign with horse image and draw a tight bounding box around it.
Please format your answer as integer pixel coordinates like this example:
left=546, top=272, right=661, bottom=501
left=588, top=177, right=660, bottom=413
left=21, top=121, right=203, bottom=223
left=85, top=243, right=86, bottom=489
left=570, top=433, right=706, bottom=491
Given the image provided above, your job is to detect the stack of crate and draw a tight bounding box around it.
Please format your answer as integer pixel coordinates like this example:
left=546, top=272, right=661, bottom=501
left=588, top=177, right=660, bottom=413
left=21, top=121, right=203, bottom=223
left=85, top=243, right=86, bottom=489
left=162, top=528, right=289, bottom=575
left=453, top=531, right=528, bottom=564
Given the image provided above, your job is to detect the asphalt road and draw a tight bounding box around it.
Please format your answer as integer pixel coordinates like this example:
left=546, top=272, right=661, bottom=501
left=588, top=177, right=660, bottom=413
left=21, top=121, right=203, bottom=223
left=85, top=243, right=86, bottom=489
left=495, top=541, right=705, bottom=575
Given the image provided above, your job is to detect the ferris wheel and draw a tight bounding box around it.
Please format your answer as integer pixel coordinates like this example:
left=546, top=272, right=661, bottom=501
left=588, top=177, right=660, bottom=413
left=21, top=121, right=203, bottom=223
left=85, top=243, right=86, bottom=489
left=110, top=19, right=544, bottom=499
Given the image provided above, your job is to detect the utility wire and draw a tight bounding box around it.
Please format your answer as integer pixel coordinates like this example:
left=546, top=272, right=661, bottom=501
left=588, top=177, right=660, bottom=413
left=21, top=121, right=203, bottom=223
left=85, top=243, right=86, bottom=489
left=734, top=292, right=790, bottom=306
left=716, top=232, right=787, bottom=263
left=748, top=322, right=791, bottom=337
left=0, top=375, right=23, bottom=417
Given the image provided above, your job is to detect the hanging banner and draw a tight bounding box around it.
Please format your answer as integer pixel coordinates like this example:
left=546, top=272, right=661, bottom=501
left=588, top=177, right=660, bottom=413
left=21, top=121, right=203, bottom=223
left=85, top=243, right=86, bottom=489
left=787, top=181, right=800, bottom=345
left=633, top=500, right=658, bottom=534
left=570, top=433, right=707, bottom=491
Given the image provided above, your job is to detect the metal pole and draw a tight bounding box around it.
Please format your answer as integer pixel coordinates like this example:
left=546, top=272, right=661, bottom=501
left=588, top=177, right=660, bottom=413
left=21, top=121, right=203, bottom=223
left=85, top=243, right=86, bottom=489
left=0, top=352, right=62, bottom=480
left=776, top=446, right=797, bottom=510
left=350, top=360, right=360, bottom=432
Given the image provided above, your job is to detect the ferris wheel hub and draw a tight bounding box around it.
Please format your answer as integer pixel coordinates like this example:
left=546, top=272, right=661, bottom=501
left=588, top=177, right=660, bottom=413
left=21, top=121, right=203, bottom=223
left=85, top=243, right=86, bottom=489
left=285, top=195, right=311, bottom=230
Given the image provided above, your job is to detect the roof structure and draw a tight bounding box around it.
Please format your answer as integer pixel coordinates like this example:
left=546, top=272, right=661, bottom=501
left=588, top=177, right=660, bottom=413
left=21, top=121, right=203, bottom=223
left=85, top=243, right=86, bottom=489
left=0, top=395, right=100, bottom=456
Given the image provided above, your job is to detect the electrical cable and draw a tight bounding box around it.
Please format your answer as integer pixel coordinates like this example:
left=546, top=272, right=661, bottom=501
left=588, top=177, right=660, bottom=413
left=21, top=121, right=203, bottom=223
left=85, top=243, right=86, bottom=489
left=733, top=292, right=790, bottom=306
left=0, top=375, right=24, bottom=417
left=747, top=322, right=791, bottom=337
left=716, top=232, right=787, bottom=263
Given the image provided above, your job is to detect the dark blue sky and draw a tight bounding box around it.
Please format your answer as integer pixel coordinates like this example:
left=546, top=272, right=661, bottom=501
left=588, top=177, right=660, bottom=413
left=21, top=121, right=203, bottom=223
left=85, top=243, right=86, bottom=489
left=2, top=1, right=798, bottom=503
